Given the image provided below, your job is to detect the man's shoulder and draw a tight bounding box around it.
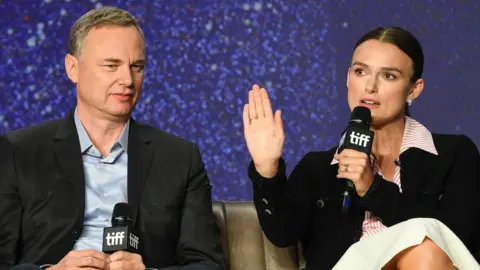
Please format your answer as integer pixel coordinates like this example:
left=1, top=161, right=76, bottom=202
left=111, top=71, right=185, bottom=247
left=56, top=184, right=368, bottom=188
left=4, top=118, right=63, bottom=147
left=133, top=121, right=196, bottom=150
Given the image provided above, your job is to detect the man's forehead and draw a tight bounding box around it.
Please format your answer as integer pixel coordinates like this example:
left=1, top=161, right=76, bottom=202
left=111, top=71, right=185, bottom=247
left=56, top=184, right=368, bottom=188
left=80, top=27, right=145, bottom=61
left=82, top=25, right=144, bottom=49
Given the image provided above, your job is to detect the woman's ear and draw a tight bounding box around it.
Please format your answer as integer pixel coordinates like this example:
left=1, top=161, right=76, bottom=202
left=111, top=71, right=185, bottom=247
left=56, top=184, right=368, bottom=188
left=346, top=68, right=350, bottom=87
left=407, top=78, right=424, bottom=102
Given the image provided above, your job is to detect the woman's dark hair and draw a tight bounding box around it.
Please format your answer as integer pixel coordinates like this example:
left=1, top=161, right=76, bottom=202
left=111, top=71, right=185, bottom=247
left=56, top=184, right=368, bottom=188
left=353, top=27, right=424, bottom=116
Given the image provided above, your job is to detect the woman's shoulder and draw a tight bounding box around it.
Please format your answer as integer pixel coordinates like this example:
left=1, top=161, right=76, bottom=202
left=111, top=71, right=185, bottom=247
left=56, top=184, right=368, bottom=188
left=298, top=147, right=338, bottom=167
left=432, top=133, right=479, bottom=156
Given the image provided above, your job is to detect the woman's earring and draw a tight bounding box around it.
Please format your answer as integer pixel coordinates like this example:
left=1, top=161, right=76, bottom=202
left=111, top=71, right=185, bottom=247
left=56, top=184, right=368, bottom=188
left=407, top=99, right=413, bottom=106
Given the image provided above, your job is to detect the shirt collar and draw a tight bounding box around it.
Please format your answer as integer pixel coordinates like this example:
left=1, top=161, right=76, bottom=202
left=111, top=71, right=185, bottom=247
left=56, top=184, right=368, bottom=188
left=74, top=107, right=130, bottom=154
left=330, top=116, right=437, bottom=165
left=400, top=116, right=438, bottom=155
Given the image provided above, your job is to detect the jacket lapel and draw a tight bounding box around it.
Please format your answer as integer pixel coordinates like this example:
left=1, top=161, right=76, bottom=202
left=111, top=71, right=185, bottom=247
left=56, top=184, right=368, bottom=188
left=399, top=148, right=436, bottom=198
left=128, top=120, right=154, bottom=225
left=52, top=112, right=85, bottom=226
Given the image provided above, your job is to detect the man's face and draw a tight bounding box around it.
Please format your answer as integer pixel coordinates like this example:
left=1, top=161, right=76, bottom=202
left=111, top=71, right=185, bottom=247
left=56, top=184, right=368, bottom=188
left=66, top=25, right=145, bottom=119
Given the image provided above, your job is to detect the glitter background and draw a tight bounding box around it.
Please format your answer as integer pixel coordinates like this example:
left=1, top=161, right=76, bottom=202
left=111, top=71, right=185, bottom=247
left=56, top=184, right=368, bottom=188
left=1, top=1, right=479, bottom=200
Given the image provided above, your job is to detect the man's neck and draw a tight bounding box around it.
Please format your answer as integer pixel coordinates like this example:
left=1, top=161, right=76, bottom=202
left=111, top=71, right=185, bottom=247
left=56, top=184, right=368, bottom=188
left=77, top=106, right=129, bottom=156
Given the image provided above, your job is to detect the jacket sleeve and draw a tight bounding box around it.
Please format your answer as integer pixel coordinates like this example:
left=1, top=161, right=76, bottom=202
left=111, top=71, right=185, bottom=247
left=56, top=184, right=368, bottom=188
left=172, top=144, right=227, bottom=270
left=0, top=137, right=22, bottom=269
left=249, top=153, right=318, bottom=247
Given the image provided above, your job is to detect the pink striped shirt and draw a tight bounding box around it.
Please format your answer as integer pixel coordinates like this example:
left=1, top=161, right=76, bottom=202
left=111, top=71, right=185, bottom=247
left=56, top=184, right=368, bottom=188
left=331, top=116, right=438, bottom=238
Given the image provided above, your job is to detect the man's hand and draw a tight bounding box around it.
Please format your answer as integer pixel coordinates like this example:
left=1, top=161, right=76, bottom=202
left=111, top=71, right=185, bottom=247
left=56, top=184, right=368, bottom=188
left=47, top=249, right=109, bottom=270
left=109, top=251, right=145, bottom=270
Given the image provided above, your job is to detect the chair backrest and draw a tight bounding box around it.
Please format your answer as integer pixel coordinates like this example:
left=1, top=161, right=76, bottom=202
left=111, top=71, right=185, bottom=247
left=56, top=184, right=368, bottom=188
left=212, top=201, right=302, bottom=270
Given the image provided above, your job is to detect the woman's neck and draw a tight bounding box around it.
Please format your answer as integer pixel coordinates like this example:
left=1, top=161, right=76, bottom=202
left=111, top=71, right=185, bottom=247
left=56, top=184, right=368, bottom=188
left=371, top=115, right=406, bottom=165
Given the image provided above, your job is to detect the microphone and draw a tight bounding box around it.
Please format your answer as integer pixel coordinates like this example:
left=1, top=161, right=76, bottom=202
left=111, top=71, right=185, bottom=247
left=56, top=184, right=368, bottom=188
left=102, top=203, right=140, bottom=254
left=338, top=106, right=374, bottom=213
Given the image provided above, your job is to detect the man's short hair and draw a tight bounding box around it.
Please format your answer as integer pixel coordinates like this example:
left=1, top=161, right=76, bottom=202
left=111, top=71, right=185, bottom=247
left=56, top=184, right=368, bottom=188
left=68, top=6, right=144, bottom=56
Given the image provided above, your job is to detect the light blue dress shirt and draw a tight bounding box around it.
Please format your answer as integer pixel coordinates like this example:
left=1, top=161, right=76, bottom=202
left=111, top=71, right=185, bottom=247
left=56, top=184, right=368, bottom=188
left=72, top=109, right=129, bottom=251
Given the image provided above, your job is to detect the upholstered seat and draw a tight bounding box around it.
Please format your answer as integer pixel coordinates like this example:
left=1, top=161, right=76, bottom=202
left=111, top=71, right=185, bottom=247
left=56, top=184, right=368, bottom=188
left=212, top=201, right=305, bottom=270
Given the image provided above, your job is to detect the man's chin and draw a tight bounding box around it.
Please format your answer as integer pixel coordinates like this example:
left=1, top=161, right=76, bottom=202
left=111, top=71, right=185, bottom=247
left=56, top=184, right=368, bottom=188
left=106, top=108, right=134, bottom=120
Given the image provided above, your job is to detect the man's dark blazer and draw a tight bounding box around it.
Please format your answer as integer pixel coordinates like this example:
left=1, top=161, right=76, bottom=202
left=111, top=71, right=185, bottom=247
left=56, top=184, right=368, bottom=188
left=0, top=112, right=226, bottom=270
left=250, top=134, right=480, bottom=270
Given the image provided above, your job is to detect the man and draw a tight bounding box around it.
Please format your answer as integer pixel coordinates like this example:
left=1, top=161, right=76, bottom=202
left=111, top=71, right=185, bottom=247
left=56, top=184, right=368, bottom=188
left=0, top=6, right=226, bottom=270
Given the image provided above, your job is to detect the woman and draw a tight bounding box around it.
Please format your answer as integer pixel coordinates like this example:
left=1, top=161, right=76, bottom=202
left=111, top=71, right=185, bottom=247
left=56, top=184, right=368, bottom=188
left=243, top=27, right=480, bottom=270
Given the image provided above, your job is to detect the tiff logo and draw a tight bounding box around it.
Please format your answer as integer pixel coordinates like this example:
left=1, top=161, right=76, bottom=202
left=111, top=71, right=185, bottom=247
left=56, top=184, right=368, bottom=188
left=106, top=231, right=125, bottom=246
left=349, top=131, right=371, bottom=148
left=129, top=233, right=139, bottom=249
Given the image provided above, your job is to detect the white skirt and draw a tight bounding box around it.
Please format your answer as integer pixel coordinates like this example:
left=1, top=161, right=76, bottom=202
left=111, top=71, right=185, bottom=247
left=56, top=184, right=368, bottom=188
left=333, top=218, right=480, bottom=270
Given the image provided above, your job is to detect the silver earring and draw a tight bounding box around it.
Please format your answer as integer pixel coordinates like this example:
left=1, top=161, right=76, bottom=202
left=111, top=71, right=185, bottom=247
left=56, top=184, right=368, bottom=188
left=407, top=99, right=413, bottom=106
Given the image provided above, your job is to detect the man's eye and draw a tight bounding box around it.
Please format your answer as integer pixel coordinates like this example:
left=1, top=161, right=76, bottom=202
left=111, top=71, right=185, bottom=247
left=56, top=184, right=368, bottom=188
left=104, top=64, right=118, bottom=71
left=132, top=65, right=144, bottom=72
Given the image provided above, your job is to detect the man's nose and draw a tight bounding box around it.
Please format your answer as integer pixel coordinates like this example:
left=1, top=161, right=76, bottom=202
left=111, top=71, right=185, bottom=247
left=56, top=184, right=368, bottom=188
left=118, top=66, right=133, bottom=87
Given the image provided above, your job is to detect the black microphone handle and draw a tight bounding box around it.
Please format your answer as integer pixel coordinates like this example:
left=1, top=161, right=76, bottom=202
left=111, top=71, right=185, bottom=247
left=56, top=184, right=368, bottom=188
left=341, top=179, right=355, bottom=213
left=338, top=106, right=373, bottom=213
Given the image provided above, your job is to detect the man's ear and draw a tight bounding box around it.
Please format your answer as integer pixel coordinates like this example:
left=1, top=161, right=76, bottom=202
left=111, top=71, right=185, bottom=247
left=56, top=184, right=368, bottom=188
left=65, top=54, right=79, bottom=84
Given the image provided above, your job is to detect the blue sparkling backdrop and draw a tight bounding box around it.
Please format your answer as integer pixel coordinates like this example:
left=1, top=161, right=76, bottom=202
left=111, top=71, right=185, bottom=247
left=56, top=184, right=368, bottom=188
left=1, top=1, right=479, bottom=200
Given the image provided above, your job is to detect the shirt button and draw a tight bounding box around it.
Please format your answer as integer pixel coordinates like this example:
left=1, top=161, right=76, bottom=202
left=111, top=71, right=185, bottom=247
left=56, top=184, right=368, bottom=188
left=262, top=198, right=268, bottom=205
left=265, top=209, right=272, bottom=215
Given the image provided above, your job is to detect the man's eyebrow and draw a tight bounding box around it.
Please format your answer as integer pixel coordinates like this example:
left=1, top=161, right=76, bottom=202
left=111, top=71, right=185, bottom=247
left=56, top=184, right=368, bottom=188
left=131, top=60, right=146, bottom=65
left=102, top=58, right=123, bottom=64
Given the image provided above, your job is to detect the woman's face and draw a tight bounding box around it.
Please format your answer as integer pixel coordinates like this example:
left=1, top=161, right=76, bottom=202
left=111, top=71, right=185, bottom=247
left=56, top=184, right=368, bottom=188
left=347, top=39, right=423, bottom=127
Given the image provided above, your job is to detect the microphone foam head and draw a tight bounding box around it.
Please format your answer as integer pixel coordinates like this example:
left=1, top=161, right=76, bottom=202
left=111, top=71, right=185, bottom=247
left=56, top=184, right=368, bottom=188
left=112, top=203, right=133, bottom=226
left=350, top=106, right=371, bottom=124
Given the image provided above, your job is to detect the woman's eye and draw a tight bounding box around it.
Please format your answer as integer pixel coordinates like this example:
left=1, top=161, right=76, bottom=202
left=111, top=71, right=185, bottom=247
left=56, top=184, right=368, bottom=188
left=384, top=73, right=396, bottom=80
left=355, top=69, right=366, bottom=75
